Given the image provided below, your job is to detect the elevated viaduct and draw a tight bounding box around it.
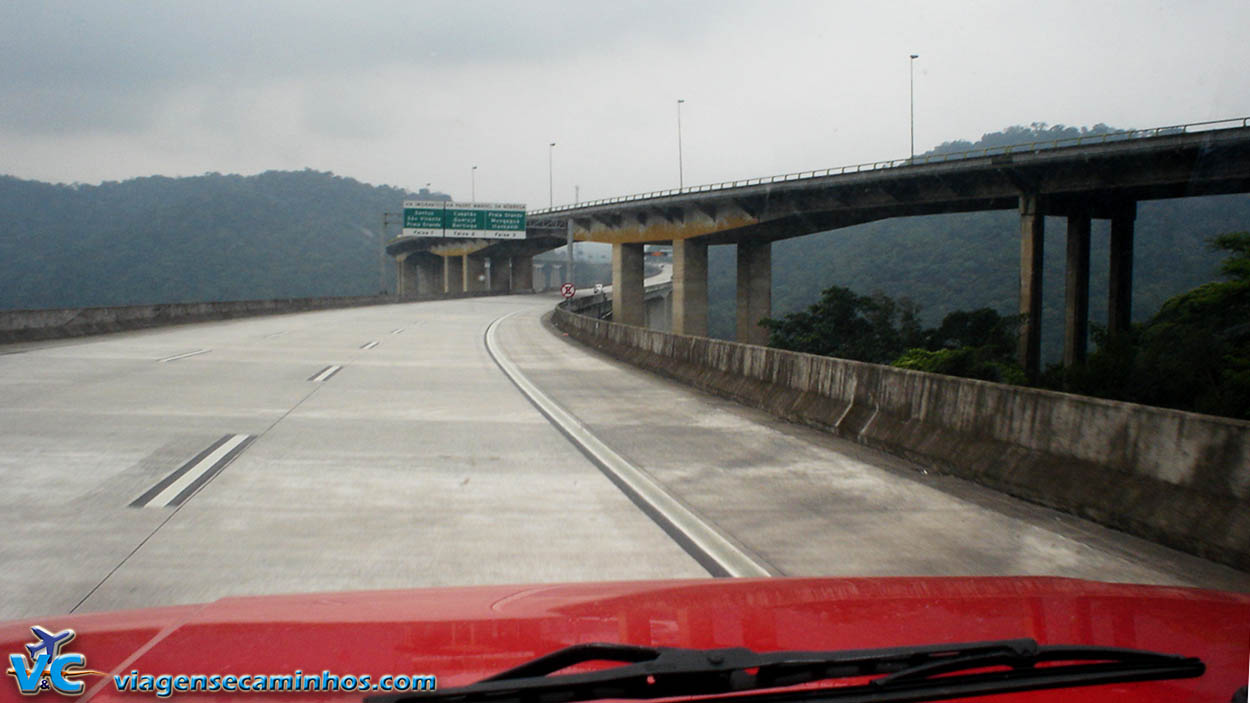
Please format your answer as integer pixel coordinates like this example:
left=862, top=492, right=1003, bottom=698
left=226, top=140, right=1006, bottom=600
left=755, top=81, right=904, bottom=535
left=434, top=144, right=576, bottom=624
left=385, top=230, right=567, bottom=297
left=525, top=118, right=1250, bottom=377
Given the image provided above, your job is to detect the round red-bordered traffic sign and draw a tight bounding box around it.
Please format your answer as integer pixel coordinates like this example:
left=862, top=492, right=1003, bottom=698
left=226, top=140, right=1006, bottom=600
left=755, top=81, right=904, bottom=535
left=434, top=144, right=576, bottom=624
left=560, top=283, right=576, bottom=299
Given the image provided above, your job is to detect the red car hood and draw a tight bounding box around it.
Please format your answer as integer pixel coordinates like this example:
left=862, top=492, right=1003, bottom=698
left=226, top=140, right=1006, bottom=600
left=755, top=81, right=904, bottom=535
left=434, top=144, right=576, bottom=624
left=2, top=577, right=1246, bottom=703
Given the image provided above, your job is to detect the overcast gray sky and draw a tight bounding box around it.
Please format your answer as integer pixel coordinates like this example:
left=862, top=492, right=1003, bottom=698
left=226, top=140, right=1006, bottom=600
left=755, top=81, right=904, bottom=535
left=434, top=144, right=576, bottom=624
left=2, top=0, right=1247, bottom=208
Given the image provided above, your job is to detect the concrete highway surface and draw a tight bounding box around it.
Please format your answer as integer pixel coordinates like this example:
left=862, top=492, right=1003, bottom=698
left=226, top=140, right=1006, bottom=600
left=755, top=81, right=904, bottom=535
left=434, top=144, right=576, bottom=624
left=1, top=294, right=1245, bottom=620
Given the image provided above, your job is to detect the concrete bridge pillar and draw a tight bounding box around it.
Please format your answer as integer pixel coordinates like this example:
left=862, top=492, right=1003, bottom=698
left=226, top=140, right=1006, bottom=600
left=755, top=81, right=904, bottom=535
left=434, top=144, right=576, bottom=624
left=646, top=289, right=672, bottom=332
left=511, top=256, right=534, bottom=292
left=612, top=242, right=645, bottom=326
left=673, top=238, right=708, bottom=336
left=465, top=255, right=487, bottom=292
left=395, top=253, right=413, bottom=298
left=1108, top=201, right=1136, bottom=337
left=415, top=253, right=442, bottom=296
left=443, top=255, right=463, bottom=294
left=489, top=257, right=510, bottom=292
left=1018, top=194, right=1045, bottom=379
left=1064, top=212, right=1092, bottom=367
left=735, top=241, right=771, bottom=345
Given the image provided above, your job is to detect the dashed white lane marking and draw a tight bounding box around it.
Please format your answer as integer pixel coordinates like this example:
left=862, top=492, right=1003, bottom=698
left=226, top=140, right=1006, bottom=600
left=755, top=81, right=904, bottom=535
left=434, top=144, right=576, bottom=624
left=131, top=434, right=254, bottom=508
left=308, top=364, right=343, bottom=382
left=157, top=349, right=210, bottom=363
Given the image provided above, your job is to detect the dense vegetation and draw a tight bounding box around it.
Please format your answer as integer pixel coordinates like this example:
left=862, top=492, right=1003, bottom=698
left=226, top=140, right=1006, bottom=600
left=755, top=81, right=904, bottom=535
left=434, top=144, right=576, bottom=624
left=0, top=170, right=446, bottom=309
left=1045, top=232, right=1250, bottom=419
left=762, top=233, right=1250, bottom=420
left=762, top=288, right=1025, bottom=384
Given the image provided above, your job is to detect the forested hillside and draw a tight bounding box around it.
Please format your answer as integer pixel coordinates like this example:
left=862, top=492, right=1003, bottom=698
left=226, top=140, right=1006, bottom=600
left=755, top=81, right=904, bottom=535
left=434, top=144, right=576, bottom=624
left=707, top=124, right=1250, bottom=363
left=0, top=171, right=445, bottom=309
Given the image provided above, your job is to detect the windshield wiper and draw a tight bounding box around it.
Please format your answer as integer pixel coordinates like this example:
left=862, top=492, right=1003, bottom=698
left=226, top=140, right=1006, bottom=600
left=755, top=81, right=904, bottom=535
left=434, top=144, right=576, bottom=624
left=365, top=638, right=1203, bottom=703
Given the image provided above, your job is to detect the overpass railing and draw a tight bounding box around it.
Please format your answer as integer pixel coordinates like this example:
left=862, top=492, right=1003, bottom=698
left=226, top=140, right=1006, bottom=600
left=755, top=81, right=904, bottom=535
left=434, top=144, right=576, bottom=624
left=528, top=116, right=1250, bottom=217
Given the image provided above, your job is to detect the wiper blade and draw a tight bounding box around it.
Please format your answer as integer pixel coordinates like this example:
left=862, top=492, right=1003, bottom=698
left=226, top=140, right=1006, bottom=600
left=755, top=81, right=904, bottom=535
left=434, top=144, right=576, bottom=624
left=365, top=638, right=1203, bottom=703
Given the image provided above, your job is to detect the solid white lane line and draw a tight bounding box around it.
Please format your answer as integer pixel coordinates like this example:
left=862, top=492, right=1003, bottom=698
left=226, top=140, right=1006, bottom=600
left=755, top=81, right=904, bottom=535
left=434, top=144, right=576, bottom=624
left=484, top=311, right=774, bottom=579
left=157, top=349, right=210, bottom=363
left=143, top=434, right=251, bottom=508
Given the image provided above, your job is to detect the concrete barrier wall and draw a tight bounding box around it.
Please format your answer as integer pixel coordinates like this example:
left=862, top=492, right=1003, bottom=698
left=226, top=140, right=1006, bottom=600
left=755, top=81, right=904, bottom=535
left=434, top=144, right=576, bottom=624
left=0, top=289, right=509, bottom=344
left=553, top=301, right=1250, bottom=572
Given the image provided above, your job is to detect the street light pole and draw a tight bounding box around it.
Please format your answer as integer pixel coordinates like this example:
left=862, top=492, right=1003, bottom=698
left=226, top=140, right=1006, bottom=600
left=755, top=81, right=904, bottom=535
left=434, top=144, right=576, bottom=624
left=909, top=54, right=919, bottom=161
left=471, top=165, right=477, bottom=205
left=548, top=142, right=556, bottom=208
left=677, top=98, right=685, bottom=189
left=381, top=211, right=400, bottom=298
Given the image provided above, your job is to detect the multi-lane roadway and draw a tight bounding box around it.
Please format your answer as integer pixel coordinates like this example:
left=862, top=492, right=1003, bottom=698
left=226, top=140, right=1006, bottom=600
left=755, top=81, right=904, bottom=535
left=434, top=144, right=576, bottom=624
left=1, top=293, right=1245, bottom=620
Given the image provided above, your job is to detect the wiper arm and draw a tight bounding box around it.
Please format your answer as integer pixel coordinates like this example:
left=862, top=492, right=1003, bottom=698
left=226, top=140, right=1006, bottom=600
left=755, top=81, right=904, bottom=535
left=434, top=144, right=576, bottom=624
left=365, top=638, right=1203, bottom=703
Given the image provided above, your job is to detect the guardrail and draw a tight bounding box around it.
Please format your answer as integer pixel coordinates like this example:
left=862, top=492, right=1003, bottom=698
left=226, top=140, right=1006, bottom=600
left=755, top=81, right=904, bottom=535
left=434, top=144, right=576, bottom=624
left=528, top=116, right=1250, bottom=218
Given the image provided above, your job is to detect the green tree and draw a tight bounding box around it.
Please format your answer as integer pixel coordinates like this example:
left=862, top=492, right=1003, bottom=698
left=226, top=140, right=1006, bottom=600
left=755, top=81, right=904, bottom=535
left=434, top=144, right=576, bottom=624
left=893, top=347, right=1027, bottom=385
left=923, top=307, right=1016, bottom=357
left=761, top=286, right=917, bottom=363
left=893, top=307, right=1024, bottom=384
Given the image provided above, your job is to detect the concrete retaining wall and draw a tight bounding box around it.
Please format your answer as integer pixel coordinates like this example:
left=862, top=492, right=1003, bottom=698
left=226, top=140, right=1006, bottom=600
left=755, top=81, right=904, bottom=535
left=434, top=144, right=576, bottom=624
left=0, top=289, right=508, bottom=344
left=553, top=301, right=1250, bottom=572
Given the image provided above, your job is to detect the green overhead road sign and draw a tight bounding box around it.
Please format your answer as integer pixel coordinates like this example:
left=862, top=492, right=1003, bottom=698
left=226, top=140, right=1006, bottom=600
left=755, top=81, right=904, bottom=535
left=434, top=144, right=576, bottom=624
left=401, top=201, right=527, bottom=240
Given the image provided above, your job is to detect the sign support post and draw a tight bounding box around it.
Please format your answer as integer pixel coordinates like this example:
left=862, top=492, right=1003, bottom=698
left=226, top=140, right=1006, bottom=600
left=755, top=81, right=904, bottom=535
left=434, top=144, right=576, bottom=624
left=566, top=218, right=574, bottom=290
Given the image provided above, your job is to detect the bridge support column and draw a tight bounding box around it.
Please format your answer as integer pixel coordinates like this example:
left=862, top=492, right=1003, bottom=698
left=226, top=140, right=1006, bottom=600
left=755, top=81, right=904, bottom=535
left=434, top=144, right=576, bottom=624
left=1064, top=212, right=1091, bottom=367
left=646, top=289, right=672, bottom=332
left=395, top=253, right=412, bottom=298
left=1108, top=201, right=1136, bottom=337
left=736, top=241, right=771, bottom=345
left=672, top=238, right=708, bottom=336
left=413, top=253, right=442, bottom=296
left=612, top=242, right=645, bottom=326
left=465, top=255, right=486, bottom=292
left=511, top=256, right=534, bottom=292
left=1018, top=194, right=1045, bottom=380
left=489, top=257, right=510, bottom=292
left=443, top=255, right=463, bottom=294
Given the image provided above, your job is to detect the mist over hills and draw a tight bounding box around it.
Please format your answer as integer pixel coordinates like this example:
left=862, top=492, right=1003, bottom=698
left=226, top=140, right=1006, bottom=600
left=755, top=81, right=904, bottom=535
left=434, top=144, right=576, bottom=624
left=2, top=122, right=1247, bottom=369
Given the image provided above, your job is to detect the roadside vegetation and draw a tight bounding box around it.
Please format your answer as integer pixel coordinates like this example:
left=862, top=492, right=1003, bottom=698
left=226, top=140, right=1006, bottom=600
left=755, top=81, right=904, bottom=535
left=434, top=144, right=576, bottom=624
left=761, top=289, right=1024, bottom=384
left=1044, top=232, right=1250, bottom=419
left=764, top=232, right=1250, bottom=420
